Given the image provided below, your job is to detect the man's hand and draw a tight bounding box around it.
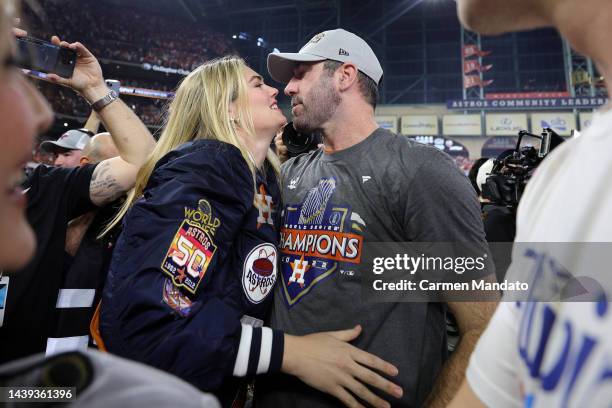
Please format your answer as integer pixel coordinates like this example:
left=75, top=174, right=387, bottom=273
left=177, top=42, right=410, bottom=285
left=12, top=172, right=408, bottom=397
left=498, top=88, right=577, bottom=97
left=283, top=325, right=403, bottom=408
left=46, top=36, right=108, bottom=103
left=274, top=129, right=289, bottom=163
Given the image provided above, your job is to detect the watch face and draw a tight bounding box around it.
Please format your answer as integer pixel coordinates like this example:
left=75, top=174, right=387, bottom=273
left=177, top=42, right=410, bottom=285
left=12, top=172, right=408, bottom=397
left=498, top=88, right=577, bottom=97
left=110, top=90, right=118, bottom=98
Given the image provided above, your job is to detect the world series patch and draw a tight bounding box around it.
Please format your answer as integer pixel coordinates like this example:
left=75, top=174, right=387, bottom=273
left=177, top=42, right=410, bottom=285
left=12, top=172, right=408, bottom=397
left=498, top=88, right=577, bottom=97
left=161, top=220, right=217, bottom=295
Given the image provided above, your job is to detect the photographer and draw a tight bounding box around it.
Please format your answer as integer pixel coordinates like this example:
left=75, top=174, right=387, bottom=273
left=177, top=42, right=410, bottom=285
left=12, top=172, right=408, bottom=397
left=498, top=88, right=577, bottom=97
left=0, top=29, right=156, bottom=363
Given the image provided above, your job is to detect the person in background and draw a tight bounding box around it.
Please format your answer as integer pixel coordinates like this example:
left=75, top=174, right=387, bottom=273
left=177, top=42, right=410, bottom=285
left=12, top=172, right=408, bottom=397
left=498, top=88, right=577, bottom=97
left=48, top=132, right=121, bottom=356
left=41, top=127, right=93, bottom=168
left=0, top=19, right=157, bottom=363
left=449, top=0, right=612, bottom=406
left=0, top=2, right=219, bottom=406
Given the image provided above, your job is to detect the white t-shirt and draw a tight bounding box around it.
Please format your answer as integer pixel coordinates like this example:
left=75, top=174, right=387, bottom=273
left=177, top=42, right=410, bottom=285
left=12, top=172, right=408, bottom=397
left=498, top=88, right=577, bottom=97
left=466, top=108, right=612, bottom=407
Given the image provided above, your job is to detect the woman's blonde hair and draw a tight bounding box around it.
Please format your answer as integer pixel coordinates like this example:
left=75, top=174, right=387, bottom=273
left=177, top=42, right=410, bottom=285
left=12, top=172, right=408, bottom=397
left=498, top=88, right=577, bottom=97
left=101, top=56, right=280, bottom=236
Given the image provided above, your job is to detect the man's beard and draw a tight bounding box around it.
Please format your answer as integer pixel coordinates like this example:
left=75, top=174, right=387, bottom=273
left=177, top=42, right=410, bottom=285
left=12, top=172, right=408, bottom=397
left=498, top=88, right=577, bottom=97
left=292, top=75, right=341, bottom=134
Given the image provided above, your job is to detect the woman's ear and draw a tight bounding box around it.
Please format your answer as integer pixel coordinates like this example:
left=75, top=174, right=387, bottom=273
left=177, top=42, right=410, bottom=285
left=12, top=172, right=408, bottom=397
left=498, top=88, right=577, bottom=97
left=228, top=100, right=237, bottom=121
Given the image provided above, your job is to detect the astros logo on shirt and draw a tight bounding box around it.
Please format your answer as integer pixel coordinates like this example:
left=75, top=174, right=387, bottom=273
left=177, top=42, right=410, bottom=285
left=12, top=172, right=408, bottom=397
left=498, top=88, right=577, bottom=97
left=280, top=177, right=365, bottom=307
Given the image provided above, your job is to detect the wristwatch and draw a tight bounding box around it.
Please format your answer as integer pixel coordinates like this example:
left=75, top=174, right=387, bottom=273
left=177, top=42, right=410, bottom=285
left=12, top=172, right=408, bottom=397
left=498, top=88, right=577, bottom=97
left=91, top=90, right=119, bottom=112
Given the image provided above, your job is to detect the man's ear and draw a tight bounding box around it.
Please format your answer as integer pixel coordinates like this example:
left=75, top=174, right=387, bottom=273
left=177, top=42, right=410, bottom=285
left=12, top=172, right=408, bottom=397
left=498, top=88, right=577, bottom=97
left=79, top=156, right=90, bottom=167
left=337, top=63, right=359, bottom=92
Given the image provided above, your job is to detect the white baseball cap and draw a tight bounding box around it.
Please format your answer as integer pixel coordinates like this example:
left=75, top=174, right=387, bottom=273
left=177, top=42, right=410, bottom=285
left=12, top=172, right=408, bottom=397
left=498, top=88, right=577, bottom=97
left=267, top=28, right=383, bottom=85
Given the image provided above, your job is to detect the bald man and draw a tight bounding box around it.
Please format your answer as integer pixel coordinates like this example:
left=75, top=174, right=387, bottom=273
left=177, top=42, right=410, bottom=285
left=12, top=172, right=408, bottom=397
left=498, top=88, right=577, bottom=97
left=80, top=132, right=120, bottom=166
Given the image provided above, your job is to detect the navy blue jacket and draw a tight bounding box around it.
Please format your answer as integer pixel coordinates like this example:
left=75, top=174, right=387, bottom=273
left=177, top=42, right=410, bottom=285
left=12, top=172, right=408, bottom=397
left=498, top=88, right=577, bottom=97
left=100, top=140, right=283, bottom=406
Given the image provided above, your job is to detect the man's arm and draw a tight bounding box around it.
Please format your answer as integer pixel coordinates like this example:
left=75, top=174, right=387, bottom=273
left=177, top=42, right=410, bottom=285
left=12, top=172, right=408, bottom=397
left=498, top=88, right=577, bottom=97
left=82, top=110, right=101, bottom=134
left=47, top=38, right=155, bottom=206
left=447, top=379, right=487, bottom=408
left=422, top=300, right=497, bottom=407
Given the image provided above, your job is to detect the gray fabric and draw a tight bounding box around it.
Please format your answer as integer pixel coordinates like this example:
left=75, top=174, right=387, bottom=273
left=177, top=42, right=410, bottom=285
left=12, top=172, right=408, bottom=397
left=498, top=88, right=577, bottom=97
left=257, top=128, right=488, bottom=407
left=0, top=350, right=219, bottom=408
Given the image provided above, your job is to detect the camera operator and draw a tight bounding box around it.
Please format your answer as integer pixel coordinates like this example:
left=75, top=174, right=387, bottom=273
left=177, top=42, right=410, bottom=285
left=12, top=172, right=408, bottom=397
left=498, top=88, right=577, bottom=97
left=0, top=29, right=156, bottom=364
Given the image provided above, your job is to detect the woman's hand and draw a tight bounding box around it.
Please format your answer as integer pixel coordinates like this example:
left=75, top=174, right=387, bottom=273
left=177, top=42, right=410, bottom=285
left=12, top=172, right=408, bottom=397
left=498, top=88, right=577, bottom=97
left=283, top=325, right=403, bottom=408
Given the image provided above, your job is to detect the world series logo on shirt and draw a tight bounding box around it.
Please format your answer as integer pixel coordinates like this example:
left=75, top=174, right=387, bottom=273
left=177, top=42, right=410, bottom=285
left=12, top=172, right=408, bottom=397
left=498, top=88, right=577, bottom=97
left=161, top=220, right=217, bottom=294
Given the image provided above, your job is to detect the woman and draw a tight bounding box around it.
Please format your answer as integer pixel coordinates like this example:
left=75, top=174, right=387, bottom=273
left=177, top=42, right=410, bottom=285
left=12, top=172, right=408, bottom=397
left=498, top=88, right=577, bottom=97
left=99, top=57, right=401, bottom=408
left=0, top=16, right=52, bottom=272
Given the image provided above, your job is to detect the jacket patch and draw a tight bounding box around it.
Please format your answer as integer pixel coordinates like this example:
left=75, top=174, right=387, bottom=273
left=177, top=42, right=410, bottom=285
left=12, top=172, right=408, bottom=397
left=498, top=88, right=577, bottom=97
left=242, top=243, right=277, bottom=304
left=162, top=278, right=196, bottom=317
left=161, top=219, right=217, bottom=294
left=255, top=184, right=275, bottom=229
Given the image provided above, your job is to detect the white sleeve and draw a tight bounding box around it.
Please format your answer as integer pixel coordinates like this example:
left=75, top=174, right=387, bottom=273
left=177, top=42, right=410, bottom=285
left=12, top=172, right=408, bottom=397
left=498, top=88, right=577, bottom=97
left=466, top=302, right=523, bottom=408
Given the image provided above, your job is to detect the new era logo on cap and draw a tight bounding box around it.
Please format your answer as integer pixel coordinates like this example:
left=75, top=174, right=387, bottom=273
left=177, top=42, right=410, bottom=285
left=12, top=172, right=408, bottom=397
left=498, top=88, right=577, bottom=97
left=267, top=28, right=383, bottom=85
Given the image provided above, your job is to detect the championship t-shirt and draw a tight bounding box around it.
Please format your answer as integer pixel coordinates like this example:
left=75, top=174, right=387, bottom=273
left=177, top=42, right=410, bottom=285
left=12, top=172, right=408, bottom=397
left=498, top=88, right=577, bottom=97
left=257, top=128, right=489, bottom=407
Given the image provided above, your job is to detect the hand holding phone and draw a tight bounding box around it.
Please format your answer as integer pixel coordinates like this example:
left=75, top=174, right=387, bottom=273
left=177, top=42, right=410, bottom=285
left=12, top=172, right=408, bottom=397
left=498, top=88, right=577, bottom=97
left=16, top=37, right=76, bottom=78
left=44, top=36, right=108, bottom=103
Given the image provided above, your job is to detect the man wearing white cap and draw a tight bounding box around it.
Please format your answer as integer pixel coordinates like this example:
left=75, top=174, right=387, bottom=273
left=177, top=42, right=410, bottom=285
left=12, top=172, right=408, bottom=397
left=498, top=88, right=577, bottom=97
left=41, top=128, right=93, bottom=168
left=261, top=29, right=495, bottom=407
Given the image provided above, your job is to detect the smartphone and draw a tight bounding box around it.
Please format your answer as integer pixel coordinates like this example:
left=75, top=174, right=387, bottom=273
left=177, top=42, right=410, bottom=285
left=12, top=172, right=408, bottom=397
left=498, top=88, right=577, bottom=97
left=15, top=37, right=77, bottom=78
left=105, top=79, right=121, bottom=95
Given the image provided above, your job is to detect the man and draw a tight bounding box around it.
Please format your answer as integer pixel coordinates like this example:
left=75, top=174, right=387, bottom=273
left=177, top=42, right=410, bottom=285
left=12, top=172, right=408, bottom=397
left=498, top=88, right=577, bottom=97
left=48, top=133, right=121, bottom=355
left=80, top=132, right=119, bottom=165
left=0, top=31, right=156, bottom=364
left=448, top=0, right=612, bottom=407
left=41, top=128, right=93, bottom=168
left=259, top=29, right=495, bottom=407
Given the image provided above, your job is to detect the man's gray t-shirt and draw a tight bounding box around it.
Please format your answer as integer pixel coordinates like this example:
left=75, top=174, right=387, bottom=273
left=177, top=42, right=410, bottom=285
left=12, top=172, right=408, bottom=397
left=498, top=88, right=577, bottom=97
left=257, top=128, right=487, bottom=407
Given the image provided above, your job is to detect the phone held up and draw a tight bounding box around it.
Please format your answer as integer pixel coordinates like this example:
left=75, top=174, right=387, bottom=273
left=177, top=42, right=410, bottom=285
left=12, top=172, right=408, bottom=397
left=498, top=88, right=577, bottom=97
left=15, top=36, right=77, bottom=78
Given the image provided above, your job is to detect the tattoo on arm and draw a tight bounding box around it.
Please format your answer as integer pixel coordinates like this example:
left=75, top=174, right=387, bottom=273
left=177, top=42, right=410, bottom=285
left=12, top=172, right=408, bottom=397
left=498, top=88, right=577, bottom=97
left=90, top=161, right=124, bottom=205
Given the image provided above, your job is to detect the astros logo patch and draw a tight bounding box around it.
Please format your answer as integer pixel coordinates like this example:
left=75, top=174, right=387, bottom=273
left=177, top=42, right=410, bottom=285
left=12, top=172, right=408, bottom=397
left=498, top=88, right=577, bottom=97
left=242, top=243, right=277, bottom=304
left=161, top=220, right=217, bottom=295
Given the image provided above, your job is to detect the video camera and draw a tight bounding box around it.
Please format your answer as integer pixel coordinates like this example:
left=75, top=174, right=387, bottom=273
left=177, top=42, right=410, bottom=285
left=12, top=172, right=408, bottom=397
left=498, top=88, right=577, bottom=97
left=482, top=128, right=565, bottom=209
left=281, top=122, right=322, bottom=158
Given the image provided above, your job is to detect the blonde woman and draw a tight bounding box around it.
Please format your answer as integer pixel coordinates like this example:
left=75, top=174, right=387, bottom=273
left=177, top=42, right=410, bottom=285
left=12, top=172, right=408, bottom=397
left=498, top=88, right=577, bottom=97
left=98, top=57, right=402, bottom=408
